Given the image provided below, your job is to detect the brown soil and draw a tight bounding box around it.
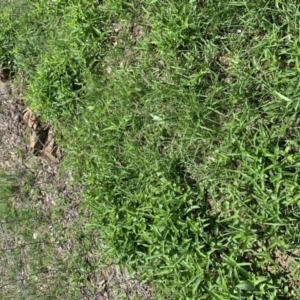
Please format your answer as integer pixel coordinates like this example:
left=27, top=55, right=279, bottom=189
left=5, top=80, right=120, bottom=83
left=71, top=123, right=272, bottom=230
left=0, top=76, right=153, bottom=299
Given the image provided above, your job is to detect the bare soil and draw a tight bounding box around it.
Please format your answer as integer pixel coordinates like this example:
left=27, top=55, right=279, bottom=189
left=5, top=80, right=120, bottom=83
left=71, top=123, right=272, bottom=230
left=0, top=76, right=153, bottom=299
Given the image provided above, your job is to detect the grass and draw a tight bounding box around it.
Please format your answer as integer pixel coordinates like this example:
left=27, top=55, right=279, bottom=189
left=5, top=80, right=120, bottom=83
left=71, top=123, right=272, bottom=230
left=1, top=0, right=300, bottom=299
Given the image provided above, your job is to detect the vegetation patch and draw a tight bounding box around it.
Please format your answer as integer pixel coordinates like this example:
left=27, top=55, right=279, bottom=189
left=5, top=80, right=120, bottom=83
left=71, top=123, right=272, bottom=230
left=1, top=0, right=300, bottom=299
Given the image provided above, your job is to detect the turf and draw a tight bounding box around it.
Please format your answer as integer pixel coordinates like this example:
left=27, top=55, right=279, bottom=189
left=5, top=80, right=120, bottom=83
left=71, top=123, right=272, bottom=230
left=1, top=0, right=300, bottom=299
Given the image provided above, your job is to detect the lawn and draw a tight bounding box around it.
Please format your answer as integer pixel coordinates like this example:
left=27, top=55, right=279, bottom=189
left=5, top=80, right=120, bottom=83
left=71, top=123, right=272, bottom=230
left=1, top=0, right=300, bottom=299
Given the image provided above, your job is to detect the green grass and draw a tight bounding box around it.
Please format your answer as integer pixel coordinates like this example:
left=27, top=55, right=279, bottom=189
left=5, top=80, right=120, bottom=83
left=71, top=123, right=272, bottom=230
left=2, top=0, right=300, bottom=299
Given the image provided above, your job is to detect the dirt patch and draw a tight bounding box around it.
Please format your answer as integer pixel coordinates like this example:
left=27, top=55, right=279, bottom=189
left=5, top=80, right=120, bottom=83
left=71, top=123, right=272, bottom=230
left=0, top=77, right=153, bottom=299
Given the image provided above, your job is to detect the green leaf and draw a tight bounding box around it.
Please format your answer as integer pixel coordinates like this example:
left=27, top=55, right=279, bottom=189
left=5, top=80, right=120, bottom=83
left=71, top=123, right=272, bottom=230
left=236, top=281, right=255, bottom=291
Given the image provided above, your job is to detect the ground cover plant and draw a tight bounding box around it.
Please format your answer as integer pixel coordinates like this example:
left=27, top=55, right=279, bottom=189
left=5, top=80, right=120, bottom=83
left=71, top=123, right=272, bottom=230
left=1, top=0, right=300, bottom=299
